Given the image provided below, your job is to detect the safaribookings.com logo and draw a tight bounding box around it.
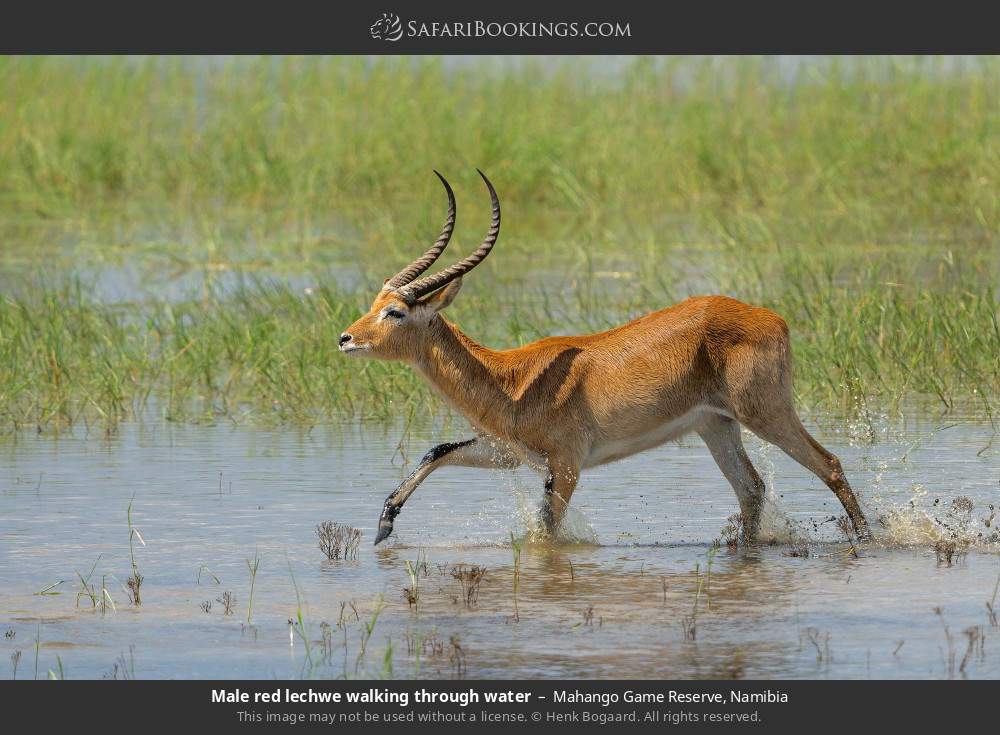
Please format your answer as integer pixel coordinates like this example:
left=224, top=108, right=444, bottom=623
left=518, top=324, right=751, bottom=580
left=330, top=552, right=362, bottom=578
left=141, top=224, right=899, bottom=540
left=370, top=13, right=404, bottom=41
left=370, top=13, right=631, bottom=42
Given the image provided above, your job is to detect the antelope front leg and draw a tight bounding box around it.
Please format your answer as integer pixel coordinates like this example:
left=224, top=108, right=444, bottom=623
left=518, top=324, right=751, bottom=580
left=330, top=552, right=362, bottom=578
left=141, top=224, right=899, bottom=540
left=374, top=437, right=520, bottom=545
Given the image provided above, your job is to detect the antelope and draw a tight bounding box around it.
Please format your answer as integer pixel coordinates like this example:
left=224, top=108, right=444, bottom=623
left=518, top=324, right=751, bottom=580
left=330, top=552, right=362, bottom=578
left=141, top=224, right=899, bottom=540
left=340, top=171, right=872, bottom=546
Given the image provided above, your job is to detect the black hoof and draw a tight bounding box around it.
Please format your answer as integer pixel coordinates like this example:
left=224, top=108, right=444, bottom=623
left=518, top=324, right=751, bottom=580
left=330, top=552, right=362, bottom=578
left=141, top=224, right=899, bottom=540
left=374, top=522, right=394, bottom=546
left=374, top=498, right=401, bottom=546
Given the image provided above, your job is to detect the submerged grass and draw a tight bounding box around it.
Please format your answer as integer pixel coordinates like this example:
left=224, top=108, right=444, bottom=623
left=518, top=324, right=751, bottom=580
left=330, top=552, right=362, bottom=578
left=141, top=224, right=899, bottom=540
left=0, top=56, right=997, bottom=431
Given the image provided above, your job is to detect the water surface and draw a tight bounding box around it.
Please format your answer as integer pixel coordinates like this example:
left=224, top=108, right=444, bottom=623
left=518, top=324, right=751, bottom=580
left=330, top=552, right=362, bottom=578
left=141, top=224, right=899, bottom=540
left=1, top=413, right=998, bottom=679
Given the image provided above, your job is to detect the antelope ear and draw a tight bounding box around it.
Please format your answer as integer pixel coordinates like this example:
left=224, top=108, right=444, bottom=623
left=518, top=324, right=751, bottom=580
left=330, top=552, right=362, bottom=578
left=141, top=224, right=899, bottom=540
left=419, top=278, right=463, bottom=312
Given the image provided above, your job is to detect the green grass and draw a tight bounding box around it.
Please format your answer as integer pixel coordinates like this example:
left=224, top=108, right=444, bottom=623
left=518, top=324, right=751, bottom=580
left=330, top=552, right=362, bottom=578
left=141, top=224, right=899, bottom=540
left=2, top=56, right=999, bottom=248
left=0, top=253, right=995, bottom=434
left=0, top=56, right=997, bottom=432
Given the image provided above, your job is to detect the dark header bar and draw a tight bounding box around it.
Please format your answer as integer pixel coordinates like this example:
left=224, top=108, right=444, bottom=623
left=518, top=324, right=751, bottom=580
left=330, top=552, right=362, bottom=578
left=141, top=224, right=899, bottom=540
left=1, top=1, right=998, bottom=54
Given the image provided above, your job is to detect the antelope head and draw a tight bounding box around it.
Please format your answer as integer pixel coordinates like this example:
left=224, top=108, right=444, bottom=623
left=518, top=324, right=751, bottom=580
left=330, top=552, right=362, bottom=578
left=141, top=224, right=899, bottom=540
left=338, top=170, right=500, bottom=361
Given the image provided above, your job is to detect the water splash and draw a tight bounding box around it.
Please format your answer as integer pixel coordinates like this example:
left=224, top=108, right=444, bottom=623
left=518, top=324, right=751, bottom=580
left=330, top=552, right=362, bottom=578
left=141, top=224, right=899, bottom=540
left=757, top=489, right=810, bottom=545
left=750, top=437, right=814, bottom=546
left=842, top=407, right=1000, bottom=551
left=474, top=470, right=599, bottom=546
left=875, top=486, right=999, bottom=550
left=515, top=487, right=599, bottom=546
left=491, top=469, right=597, bottom=545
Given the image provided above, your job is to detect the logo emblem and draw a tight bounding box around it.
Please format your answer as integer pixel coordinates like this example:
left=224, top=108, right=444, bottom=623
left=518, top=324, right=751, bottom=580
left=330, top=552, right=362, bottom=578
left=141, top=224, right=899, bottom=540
left=370, top=13, right=403, bottom=41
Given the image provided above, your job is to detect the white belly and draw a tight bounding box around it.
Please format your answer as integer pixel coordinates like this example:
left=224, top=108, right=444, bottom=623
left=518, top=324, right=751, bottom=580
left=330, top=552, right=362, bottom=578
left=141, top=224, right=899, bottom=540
left=583, top=406, right=719, bottom=468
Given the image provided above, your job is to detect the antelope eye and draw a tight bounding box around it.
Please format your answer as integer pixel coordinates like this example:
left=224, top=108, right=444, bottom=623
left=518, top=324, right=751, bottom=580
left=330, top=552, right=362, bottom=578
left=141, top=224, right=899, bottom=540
left=385, top=308, right=406, bottom=320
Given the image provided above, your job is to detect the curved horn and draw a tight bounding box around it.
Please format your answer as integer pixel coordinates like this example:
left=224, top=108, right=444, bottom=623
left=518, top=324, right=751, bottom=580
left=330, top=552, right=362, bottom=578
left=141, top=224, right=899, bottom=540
left=396, top=169, right=500, bottom=303
left=383, top=171, right=456, bottom=290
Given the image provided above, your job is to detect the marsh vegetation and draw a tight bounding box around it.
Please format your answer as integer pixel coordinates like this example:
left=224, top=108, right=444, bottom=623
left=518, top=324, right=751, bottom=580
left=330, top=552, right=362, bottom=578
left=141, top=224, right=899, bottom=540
left=0, top=56, right=996, bottom=433
left=0, top=55, right=997, bottom=680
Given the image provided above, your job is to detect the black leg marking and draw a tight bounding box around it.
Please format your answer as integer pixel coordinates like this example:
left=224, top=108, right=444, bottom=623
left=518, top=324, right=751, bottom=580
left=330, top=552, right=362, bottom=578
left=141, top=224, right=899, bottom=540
left=422, top=439, right=475, bottom=465
left=541, top=472, right=556, bottom=530
left=373, top=439, right=476, bottom=546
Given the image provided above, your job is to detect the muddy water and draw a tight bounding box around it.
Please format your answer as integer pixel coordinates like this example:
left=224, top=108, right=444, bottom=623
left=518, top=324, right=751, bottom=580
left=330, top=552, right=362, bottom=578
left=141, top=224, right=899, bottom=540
left=1, top=412, right=998, bottom=680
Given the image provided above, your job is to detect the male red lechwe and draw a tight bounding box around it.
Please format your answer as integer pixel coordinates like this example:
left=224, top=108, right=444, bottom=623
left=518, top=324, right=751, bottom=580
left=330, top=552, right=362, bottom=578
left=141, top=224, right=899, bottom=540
left=339, top=171, right=871, bottom=546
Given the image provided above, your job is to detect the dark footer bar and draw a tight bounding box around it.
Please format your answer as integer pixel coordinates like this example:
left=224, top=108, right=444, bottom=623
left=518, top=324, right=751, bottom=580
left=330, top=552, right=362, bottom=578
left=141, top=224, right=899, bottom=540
left=4, top=679, right=991, bottom=731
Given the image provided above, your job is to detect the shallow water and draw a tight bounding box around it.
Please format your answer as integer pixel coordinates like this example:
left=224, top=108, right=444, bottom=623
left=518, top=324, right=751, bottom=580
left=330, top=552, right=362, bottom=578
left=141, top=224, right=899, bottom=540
left=1, top=412, right=998, bottom=680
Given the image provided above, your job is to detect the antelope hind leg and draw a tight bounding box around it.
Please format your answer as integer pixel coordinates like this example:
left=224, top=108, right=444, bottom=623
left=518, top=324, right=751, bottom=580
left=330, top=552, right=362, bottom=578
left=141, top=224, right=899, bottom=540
left=698, top=415, right=767, bottom=542
left=741, top=410, right=873, bottom=542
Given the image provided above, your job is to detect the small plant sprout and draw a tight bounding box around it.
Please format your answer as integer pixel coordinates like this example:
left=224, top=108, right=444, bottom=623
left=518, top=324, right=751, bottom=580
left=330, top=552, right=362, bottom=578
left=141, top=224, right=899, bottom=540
left=34, top=581, right=64, bottom=596
left=356, top=595, right=386, bottom=675
left=126, top=496, right=145, bottom=605
left=33, top=624, right=40, bottom=680
left=197, top=565, right=221, bottom=585
left=245, top=551, right=261, bottom=625
left=381, top=637, right=394, bottom=679
left=959, top=626, right=985, bottom=676
left=986, top=573, right=999, bottom=628
left=126, top=575, right=143, bottom=606
left=316, top=521, right=362, bottom=561
left=510, top=532, right=523, bottom=622
left=802, top=627, right=832, bottom=666
left=401, top=586, right=418, bottom=607
left=448, top=635, right=466, bottom=679
left=681, top=562, right=704, bottom=641
left=107, top=646, right=136, bottom=680
left=319, top=621, right=334, bottom=666
left=680, top=615, right=697, bottom=641
left=451, top=565, right=487, bottom=608
left=704, top=546, right=717, bottom=610
left=287, top=561, right=316, bottom=678
left=75, top=557, right=99, bottom=608
left=217, top=591, right=236, bottom=616
left=100, top=575, right=117, bottom=615
left=933, top=606, right=957, bottom=679
left=403, top=552, right=425, bottom=609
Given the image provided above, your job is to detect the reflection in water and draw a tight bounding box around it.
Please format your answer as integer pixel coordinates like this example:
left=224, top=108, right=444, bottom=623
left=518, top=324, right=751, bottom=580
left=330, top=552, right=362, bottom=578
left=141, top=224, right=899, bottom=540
left=0, top=413, right=997, bottom=679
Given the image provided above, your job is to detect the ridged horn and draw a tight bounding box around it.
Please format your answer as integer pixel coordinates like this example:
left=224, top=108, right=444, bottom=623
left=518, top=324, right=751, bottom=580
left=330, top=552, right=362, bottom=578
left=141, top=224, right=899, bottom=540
left=383, top=171, right=456, bottom=290
left=396, top=169, right=500, bottom=303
